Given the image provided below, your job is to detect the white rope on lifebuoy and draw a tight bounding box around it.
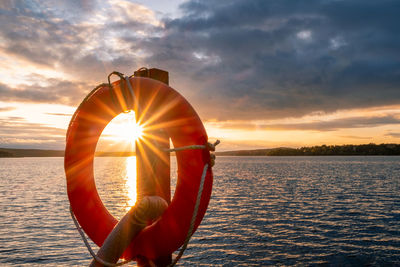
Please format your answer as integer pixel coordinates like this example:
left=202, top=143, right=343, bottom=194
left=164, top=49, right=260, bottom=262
left=165, top=140, right=220, bottom=153
left=168, top=163, right=209, bottom=267
left=70, top=140, right=220, bottom=266
left=70, top=206, right=133, bottom=266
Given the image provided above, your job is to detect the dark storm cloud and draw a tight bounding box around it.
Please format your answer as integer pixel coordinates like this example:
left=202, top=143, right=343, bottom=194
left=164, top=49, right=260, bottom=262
left=1, top=0, right=400, bottom=121
left=142, top=0, right=400, bottom=120
left=0, top=79, right=93, bottom=105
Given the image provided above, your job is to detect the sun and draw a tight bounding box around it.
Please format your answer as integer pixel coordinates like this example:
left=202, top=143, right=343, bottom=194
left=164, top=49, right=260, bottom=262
left=101, top=110, right=143, bottom=148
left=115, top=111, right=143, bottom=142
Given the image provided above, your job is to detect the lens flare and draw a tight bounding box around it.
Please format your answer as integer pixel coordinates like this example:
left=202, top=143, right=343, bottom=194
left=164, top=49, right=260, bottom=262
left=100, top=110, right=143, bottom=151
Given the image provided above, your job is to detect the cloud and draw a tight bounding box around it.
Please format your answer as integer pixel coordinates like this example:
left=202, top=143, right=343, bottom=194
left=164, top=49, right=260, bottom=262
left=265, top=115, right=400, bottom=131
left=141, top=0, right=400, bottom=120
left=339, top=135, right=372, bottom=140
left=386, top=132, right=400, bottom=138
left=0, top=79, right=93, bottom=105
left=0, top=0, right=161, bottom=83
left=45, top=112, right=73, bottom=116
left=207, top=115, right=400, bottom=131
left=1, top=0, right=400, bottom=122
left=0, top=106, right=15, bottom=112
left=0, top=117, right=66, bottom=149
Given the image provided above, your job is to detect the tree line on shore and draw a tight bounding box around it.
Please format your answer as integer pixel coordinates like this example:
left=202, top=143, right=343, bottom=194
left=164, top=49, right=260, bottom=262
left=1, top=143, right=400, bottom=157
left=217, top=143, right=400, bottom=156
left=269, top=143, right=400, bottom=156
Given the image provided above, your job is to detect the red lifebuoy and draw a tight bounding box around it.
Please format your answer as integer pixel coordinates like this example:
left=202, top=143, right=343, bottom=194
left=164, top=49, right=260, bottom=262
left=64, top=77, right=213, bottom=260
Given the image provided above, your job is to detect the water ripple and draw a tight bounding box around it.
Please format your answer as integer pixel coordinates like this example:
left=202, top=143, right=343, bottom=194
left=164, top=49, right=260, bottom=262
left=0, top=156, right=399, bottom=265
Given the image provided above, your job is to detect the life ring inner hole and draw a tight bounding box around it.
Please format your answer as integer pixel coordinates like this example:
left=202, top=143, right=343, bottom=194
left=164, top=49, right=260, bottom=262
left=93, top=110, right=181, bottom=220
left=94, top=111, right=142, bottom=219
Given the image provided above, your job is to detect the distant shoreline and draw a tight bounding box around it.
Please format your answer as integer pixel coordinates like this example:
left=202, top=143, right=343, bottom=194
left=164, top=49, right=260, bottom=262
left=1, top=143, right=400, bottom=157
left=0, top=148, right=136, bottom=158
left=216, top=143, right=400, bottom=156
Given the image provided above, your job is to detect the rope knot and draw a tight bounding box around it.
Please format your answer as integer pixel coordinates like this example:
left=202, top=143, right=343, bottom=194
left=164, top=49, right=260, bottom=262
left=206, top=139, right=220, bottom=152
left=207, top=140, right=220, bottom=167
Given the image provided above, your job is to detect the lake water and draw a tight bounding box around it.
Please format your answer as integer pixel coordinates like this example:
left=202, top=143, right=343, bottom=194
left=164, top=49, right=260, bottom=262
left=0, top=156, right=399, bottom=266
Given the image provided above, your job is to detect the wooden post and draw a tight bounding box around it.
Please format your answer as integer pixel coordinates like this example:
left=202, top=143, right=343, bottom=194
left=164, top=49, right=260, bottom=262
left=134, top=68, right=172, bottom=266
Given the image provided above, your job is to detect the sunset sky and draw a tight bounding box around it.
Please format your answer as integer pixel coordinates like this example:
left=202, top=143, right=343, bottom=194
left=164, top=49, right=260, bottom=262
left=1, top=0, right=400, bottom=151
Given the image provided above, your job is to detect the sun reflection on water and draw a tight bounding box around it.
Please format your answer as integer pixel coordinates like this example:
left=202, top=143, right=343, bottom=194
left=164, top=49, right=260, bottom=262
left=125, top=156, right=137, bottom=209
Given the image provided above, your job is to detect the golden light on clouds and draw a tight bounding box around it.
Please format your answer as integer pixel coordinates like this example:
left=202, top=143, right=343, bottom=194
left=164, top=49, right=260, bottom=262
left=1, top=0, right=400, bottom=151
left=205, top=104, right=400, bottom=150
left=1, top=97, right=399, bottom=151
